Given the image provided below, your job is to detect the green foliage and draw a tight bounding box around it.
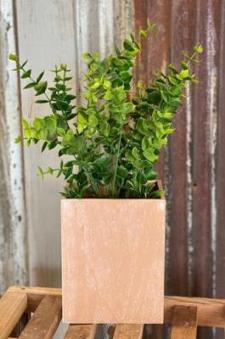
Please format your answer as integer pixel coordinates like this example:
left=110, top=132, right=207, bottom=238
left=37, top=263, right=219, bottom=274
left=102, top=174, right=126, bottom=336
left=11, top=25, right=203, bottom=199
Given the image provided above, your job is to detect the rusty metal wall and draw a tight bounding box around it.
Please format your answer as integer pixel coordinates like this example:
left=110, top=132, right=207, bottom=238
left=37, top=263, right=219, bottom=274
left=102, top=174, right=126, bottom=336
left=134, top=1, right=225, bottom=338
left=0, top=1, right=225, bottom=338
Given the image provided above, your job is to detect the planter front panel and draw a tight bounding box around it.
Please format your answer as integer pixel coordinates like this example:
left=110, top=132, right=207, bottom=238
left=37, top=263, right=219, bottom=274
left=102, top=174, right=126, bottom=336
left=61, top=199, right=165, bottom=324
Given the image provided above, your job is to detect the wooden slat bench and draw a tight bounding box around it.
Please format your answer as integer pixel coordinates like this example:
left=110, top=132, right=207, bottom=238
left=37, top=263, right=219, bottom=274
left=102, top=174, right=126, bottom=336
left=1, top=286, right=225, bottom=339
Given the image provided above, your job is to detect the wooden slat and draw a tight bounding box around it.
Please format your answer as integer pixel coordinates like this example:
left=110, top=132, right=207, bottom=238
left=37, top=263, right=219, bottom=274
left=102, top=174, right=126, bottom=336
left=7, top=287, right=225, bottom=328
left=0, top=291, right=27, bottom=339
left=165, top=296, right=225, bottom=328
left=8, top=285, right=62, bottom=296
left=64, top=325, right=97, bottom=339
left=113, top=324, right=144, bottom=339
left=10, top=312, right=30, bottom=337
left=8, top=286, right=62, bottom=312
left=19, top=295, right=62, bottom=339
left=170, top=305, right=197, bottom=339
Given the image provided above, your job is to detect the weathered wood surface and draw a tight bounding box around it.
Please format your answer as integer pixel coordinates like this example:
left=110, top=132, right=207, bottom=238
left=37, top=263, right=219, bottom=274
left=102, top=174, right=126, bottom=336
left=19, top=295, right=62, bottom=339
left=2, top=287, right=225, bottom=338
left=0, top=291, right=27, bottom=339
left=170, top=305, right=197, bottom=339
left=113, top=324, right=144, bottom=339
left=64, top=325, right=97, bottom=339
left=0, top=0, right=28, bottom=293
left=7, top=286, right=225, bottom=328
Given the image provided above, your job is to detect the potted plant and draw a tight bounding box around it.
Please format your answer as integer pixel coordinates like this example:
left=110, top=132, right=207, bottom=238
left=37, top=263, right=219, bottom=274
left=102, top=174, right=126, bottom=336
left=10, top=22, right=202, bottom=324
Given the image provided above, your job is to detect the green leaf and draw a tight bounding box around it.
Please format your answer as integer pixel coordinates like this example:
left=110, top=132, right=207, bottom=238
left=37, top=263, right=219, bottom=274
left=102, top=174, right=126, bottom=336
left=179, top=69, right=190, bottom=79
left=15, top=136, right=22, bottom=143
left=90, top=81, right=101, bottom=90
left=103, top=80, right=111, bottom=89
left=194, top=44, right=203, bottom=54
left=36, top=71, right=45, bottom=83
left=34, top=81, right=48, bottom=95
left=24, top=82, right=36, bottom=89
left=47, top=167, right=54, bottom=175
left=77, top=112, right=88, bottom=133
left=117, top=166, right=128, bottom=178
left=123, top=38, right=135, bottom=52
left=37, top=166, right=44, bottom=178
left=83, top=52, right=92, bottom=60
left=132, top=147, right=140, bottom=160
left=144, top=168, right=157, bottom=180
left=35, top=99, right=49, bottom=104
left=139, top=29, right=147, bottom=38
left=21, top=60, right=28, bottom=68
left=41, top=141, right=48, bottom=152
left=143, top=148, right=158, bottom=162
left=21, top=69, right=31, bottom=79
left=88, top=113, right=98, bottom=128
left=142, top=136, right=152, bottom=152
left=9, top=53, right=17, bottom=61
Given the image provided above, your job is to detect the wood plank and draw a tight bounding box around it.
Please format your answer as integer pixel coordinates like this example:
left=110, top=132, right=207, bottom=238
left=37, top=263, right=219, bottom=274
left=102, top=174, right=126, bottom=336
left=113, top=324, right=144, bottom=339
left=165, top=296, right=225, bottom=328
left=19, top=295, right=62, bottom=339
left=0, top=291, right=27, bottom=339
left=170, top=305, right=197, bottom=339
left=64, top=325, right=97, bottom=339
left=8, top=286, right=62, bottom=312
left=8, top=287, right=225, bottom=328
left=8, top=286, right=62, bottom=296
left=10, top=312, right=30, bottom=337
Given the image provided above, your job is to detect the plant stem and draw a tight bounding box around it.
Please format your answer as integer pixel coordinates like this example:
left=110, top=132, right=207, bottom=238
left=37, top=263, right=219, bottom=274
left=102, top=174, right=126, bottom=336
left=111, top=130, right=122, bottom=197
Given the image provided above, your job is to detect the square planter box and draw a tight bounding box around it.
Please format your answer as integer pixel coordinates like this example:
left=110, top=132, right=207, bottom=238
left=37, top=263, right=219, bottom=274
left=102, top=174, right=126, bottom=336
left=61, top=198, right=165, bottom=324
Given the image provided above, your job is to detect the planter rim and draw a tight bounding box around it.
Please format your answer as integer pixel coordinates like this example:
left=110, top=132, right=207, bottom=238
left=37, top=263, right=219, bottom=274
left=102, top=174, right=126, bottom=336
left=61, top=197, right=166, bottom=201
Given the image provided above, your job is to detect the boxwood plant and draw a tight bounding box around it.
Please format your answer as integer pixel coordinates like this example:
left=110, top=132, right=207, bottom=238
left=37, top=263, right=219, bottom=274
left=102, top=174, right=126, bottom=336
left=10, top=23, right=202, bottom=198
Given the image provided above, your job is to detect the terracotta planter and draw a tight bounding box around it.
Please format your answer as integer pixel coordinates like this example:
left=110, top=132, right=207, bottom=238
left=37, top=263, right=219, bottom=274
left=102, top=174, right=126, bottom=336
left=61, top=198, right=165, bottom=324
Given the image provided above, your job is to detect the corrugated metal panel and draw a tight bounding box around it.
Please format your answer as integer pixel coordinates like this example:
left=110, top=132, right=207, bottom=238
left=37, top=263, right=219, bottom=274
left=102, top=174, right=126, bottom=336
left=134, top=1, right=225, bottom=339
left=14, top=0, right=134, bottom=288
left=0, top=0, right=28, bottom=292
